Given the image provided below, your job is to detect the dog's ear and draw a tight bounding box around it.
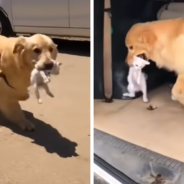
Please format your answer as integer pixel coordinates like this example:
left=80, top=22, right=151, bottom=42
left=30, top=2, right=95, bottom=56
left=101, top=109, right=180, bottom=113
left=139, top=30, right=156, bottom=44
left=13, top=37, right=26, bottom=54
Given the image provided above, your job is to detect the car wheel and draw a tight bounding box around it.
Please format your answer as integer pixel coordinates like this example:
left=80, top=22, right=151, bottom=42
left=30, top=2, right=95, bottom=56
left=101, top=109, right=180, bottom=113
left=0, top=11, right=15, bottom=37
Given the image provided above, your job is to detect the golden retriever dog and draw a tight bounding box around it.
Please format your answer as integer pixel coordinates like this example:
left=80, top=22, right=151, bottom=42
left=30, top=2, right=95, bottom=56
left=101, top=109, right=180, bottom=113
left=171, top=74, right=184, bottom=105
left=125, top=18, right=184, bottom=105
left=0, top=34, right=58, bottom=130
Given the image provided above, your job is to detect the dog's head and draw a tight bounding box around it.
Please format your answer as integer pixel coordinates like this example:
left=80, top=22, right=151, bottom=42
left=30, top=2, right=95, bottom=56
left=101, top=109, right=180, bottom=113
left=125, top=23, right=157, bottom=66
left=13, top=34, right=58, bottom=71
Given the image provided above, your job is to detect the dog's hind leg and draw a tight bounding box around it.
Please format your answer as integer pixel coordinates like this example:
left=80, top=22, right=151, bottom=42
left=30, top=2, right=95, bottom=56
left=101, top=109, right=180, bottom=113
left=171, top=74, right=184, bottom=105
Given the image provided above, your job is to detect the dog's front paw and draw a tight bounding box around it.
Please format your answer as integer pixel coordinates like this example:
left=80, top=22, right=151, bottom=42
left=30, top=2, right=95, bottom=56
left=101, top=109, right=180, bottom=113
left=19, top=120, right=35, bottom=131
left=18, top=92, right=30, bottom=101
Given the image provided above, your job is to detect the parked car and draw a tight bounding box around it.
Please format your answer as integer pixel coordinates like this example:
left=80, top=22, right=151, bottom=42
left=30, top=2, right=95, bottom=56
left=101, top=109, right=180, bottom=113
left=0, top=0, right=90, bottom=38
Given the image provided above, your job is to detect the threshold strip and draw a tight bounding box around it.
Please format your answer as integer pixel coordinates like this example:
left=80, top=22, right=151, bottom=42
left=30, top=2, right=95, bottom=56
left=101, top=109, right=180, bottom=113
left=94, top=163, right=122, bottom=184
left=94, top=154, right=138, bottom=184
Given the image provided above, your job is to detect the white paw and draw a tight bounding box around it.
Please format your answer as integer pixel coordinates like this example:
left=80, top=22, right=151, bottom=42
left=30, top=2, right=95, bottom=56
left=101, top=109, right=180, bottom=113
left=123, top=93, right=130, bottom=97
left=123, top=93, right=135, bottom=97
left=143, top=98, right=149, bottom=103
left=38, top=99, right=42, bottom=104
left=171, top=95, right=177, bottom=101
left=44, top=78, right=50, bottom=84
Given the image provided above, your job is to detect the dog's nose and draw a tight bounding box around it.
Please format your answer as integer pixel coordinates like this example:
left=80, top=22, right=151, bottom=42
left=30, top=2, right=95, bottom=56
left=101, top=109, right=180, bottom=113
left=44, top=62, right=54, bottom=70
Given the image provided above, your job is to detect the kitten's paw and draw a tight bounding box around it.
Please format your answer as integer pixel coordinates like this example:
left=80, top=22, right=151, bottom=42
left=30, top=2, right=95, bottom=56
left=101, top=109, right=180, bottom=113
left=123, top=93, right=135, bottom=97
left=38, top=99, right=42, bottom=104
left=44, top=78, right=50, bottom=84
left=48, top=92, right=54, bottom=98
left=171, top=95, right=177, bottom=101
left=143, top=98, right=149, bottom=103
left=123, top=93, right=130, bottom=97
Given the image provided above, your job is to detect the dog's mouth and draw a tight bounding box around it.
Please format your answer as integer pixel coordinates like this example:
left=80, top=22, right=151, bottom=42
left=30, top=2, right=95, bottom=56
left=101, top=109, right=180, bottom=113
left=137, top=53, right=147, bottom=60
left=44, top=63, right=54, bottom=70
left=37, top=62, right=54, bottom=71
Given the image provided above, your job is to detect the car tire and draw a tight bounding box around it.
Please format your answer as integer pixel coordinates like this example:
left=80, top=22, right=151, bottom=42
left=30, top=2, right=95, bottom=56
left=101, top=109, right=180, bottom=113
left=0, top=11, right=15, bottom=37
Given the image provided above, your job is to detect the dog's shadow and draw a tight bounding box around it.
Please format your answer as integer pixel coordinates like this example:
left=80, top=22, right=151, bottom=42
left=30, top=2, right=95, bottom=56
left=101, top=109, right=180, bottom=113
left=0, top=110, right=79, bottom=158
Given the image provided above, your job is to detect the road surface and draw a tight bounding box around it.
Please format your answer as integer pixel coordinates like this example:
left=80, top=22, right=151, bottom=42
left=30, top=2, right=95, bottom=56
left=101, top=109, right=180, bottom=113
left=0, top=39, right=90, bottom=184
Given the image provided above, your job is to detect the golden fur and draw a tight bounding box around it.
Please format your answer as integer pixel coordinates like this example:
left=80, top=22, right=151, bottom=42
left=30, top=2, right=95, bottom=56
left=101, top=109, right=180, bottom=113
left=125, top=18, right=184, bottom=105
left=0, top=34, right=58, bottom=130
left=171, top=74, right=184, bottom=105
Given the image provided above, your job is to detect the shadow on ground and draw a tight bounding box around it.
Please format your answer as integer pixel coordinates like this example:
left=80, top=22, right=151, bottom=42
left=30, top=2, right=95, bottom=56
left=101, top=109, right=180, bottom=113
left=53, top=38, right=90, bottom=57
left=0, top=111, right=79, bottom=158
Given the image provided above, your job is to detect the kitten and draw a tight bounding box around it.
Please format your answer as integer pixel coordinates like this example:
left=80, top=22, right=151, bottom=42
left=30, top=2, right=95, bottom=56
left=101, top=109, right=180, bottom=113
left=30, top=61, right=62, bottom=104
left=123, top=56, right=150, bottom=102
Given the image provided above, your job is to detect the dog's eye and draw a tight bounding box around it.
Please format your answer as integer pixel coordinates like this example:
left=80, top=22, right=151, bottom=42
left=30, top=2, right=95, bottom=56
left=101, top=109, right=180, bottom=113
left=129, top=46, right=133, bottom=50
left=49, top=47, right=53, bottom=52
left=33, top=48, right=41, bottom=54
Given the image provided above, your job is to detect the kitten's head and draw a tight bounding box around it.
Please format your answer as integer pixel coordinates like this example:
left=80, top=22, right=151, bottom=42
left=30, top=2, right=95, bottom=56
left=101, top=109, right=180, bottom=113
left=132, top=56, right=150, bottom=70
left=50, top=61, right=62, bottom=75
